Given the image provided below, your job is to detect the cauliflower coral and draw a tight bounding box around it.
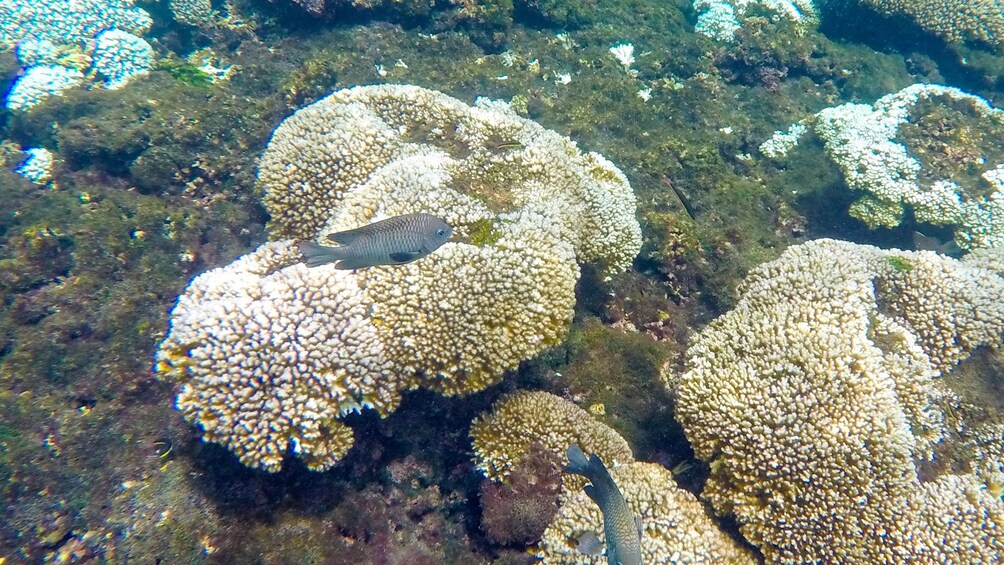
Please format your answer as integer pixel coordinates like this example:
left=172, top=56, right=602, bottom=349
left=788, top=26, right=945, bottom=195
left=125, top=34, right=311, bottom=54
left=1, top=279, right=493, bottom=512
left=761, top=83, right=1004, bottom=249
left=672, top=238, right=1004, bottom=562
left=538, top=462, right=756, bottom=565
left=469, top=391, right=755, bottom=563
left=858, top=0, right=1004, bottom=50
left=157, top=85, right=642, bottom=471
left=470, top=391, right=635, bottom=483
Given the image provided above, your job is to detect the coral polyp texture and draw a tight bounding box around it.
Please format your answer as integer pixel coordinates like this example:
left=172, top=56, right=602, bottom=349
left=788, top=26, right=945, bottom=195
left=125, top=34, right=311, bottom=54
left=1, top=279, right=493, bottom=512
left=469, top=391, right=635, bottom=483
left=763, top=84, right=1004, bottom=248
left=157, top=85, right=642, bottom=471
left=258, top=85, right=641, bottom=273
left=537, top=462, right=757, bottom=564
left=858, top=0, right=1004, bottom=50
left=693, top=0, right=817, bottom=42
left=2, top=0, right=155, bottom=109
left=672, top=238, right=1004, bottom=563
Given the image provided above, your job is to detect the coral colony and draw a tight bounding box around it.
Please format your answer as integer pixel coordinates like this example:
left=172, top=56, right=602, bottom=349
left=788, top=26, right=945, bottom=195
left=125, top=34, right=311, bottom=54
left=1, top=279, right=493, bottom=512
left=2, top=0, right=1004, bottom=562
left=156, top=85, right=642, bottom=472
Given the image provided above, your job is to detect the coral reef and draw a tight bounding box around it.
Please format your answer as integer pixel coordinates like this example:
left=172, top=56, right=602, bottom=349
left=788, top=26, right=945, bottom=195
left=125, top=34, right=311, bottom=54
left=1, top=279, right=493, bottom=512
left=5, top=64, right=84, bottom=111
left=158, top=84, right=642, bottom=471
left=856, top=0, right=1004, bottom=50
left=258, top=84, right=641, bottom=273
left=673, top=238, right=1004, bottom=562
left=1, top=0, right=154, bottom=109
left=693, top=0, right=816, bottom=42
left=537, top=462, right=756, bottom=564
left=90, top=29, right=154, bottom=90
left=470, top=390, right=635, bottom=483
left=762, top=83, right=1004, bottom=248
left=0, top=0, right=151, bottom=47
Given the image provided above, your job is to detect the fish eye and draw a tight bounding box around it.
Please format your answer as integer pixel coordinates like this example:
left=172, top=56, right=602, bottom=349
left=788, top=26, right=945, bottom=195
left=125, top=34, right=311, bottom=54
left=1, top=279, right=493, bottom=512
left=436, top=229, right=446, bottom=237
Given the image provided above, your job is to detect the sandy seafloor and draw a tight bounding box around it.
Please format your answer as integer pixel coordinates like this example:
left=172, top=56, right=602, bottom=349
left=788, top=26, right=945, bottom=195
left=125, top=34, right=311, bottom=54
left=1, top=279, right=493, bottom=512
left=1, top=0, right=1003, bottom=562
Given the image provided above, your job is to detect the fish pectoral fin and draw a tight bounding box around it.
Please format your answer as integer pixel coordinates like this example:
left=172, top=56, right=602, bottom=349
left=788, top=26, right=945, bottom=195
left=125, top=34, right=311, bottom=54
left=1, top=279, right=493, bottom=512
left=389, top=250, right=422, bottom=263
left=332, top=258, right=371, bottom=270
left=635, top=514, right=644, bottom=538
left=574, top=531, right=604, bottom=556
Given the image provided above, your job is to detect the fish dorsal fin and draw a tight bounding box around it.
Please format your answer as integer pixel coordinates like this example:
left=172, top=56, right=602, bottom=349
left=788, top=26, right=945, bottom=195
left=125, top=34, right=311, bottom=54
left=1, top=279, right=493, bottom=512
left=326, top=225, right=371, bottom=245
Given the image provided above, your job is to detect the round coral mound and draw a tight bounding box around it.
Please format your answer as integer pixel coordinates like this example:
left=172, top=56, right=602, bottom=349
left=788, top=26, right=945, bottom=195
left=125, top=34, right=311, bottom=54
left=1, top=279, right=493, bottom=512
left=157, top=85, right=642, bottom=471
left=673, top=238, right=1004, bottom=562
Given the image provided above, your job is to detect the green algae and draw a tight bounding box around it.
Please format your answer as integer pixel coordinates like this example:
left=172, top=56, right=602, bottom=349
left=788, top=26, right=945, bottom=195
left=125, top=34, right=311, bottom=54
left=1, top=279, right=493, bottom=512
left=0, top=0, right=1001, bottom=559
left=468, top=218, right=503, bottom=246
left=897, top=95, right=1004, bottom=200
left=155, top=59, right=214, bottom=88
left=558, top=319, right=681, bottom=458
left=886, top=255, right=914, bottom=272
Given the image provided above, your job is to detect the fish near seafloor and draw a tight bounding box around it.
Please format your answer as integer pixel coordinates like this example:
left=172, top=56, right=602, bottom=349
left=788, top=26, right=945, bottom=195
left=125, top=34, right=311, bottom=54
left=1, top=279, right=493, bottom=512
left=565, top=444, right=643, bottom=565
left=298, top=213, right=453, bottom=270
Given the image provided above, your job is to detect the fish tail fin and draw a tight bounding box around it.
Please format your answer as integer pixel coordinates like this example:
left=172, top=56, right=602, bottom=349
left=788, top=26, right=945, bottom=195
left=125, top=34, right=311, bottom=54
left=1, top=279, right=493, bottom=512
left=565, top=444, right=613, bottom=506
left=565, top=444, right=592, bottom=476
left=565, top=443, right=607, bottom=481
left=298, top=241, right=347, bottom=268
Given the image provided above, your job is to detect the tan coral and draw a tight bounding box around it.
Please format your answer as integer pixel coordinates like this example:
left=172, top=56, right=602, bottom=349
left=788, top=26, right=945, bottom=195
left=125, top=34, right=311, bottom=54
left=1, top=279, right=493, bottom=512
left=361, top=207, right=580, bottom=395
left=673, top=238, right=1004, bottom=562
left=861, top=0, right=1004, bottom=49
left=159, top=85, right=642, bottom=471
left=157, top=242, right=401, bottom=472
left=537, top=462, right=757, bottom=564
left=470, top=391, right=634, bottom=483
left=258, top=84, right=641, bottom=273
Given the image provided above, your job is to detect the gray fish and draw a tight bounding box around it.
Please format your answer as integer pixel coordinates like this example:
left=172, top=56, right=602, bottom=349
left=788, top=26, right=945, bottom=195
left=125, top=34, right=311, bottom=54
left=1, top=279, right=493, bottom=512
left=565, top=444, right=643, bottom=565
left=912, top=230, right=963, bottom=258
left=299, top=213, right=453, bottom=269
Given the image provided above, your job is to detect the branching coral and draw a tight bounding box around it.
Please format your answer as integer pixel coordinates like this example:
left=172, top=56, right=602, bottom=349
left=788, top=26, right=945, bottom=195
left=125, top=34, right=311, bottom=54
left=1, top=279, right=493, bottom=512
left=469, top=391, right=635, bottom=483
left=469, top=391, right=756, bottom=562
left=672, top=238, right=1004, bottom=562
left=537, top=462, right=757, bottom=564
left=762, top=83, right=1004, bottom=249
left=858, top=0, right=1004, bottom=50
left=158, top=85, right=642, bottom=471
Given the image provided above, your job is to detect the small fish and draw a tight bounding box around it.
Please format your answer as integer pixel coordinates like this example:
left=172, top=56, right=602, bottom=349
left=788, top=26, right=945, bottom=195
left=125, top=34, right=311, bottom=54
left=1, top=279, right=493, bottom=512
left=299, top=213, right=453, bottom=269
left=912, top=230, right=963, bottom=258
left=565, top=444, right=643, bottom=565
left=662, top=176, right=697, bottom=221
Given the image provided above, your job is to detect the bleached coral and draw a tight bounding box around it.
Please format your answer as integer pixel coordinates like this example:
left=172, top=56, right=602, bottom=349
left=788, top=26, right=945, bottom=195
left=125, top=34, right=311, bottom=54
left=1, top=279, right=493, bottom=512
left=2, top=0, right=155, bottom=108
left=469, top=391, right=635, bottom=483
left=768, top=83, right=1004, bottom=249
left=5, top=64, right=84, bottom=111
left=159, top=85, right=642, bottom=471
left=537, top=462, right=757, bottom=564
left=14, top=147, right=54, bottom=184
left=758, top=122, right=807, bottom=158
left=693, top=0, right=817, bottom=41
left=91, top=29, right=153, bottom=90
left=0, top=0, right=152, bottom=47
left=672, top=238, right=1004, bottom=562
